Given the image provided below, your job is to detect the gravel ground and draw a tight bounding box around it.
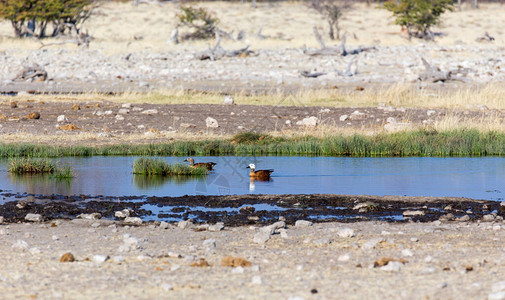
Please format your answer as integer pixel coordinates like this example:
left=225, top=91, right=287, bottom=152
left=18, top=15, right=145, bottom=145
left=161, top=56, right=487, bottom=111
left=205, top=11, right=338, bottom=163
left=1, top=219, right=505, bottom=299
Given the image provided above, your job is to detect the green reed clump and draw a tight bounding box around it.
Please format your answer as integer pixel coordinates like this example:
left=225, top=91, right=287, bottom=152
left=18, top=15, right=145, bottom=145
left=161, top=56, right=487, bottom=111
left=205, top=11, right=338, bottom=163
left=8, top=158, right=73, bottom=177
left=132, top=157, right=208, bottom=176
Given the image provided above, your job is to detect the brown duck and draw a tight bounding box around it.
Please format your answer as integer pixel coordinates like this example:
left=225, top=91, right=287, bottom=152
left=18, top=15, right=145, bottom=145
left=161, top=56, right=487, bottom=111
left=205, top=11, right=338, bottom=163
left=247, top=163, right=274, bottom=180
left=184, top=157, right=216, bottom=171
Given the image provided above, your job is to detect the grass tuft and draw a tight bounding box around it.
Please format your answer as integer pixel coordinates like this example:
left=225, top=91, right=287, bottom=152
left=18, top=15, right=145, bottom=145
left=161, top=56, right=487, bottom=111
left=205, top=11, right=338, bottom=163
left=132, top=157, right=209, bottom=176
left=8, top=158, right=73, bottom=177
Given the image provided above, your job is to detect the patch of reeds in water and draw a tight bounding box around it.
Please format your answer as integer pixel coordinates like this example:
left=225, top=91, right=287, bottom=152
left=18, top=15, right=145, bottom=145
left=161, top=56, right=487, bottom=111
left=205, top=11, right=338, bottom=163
left=2, top=129, right=505, bottom=157
left=8, top=158, right=73, bottom=178
left=132, top=157, right=208, bottom=176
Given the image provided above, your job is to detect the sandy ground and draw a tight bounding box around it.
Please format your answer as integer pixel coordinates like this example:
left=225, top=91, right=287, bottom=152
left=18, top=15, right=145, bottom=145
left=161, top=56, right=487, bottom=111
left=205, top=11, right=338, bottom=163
left=1, top=219, right=505, bottom=299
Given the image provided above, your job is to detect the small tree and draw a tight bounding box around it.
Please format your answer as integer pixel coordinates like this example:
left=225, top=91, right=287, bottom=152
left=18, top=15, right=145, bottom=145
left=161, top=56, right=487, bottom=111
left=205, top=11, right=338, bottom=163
left=384, top=0, right=454, bottom=40
left=176, top=6, right=219, bottom=41
left=0, top=0, right=95, bottom=38
left=311, top=0, right=352, bottom=40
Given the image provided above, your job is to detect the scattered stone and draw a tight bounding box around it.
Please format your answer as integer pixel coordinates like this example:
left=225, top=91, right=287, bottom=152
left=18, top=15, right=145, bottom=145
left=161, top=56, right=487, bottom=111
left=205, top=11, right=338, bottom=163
left=208, top=222, right=224, bottom=232
left=279, top=228, right=289, bottom=239
left=16, top=200, right=28, bottom=209
left=362, top=238, right=385, bottom=250
left=251, top=275, right=262, bottom=285
left=488, top=292, right=505, bottom=300
left=57, top=115, right=68, bottom=123
left=203, top=239, right=216, bottom=250
left=93, top=255, right=109, bottom=264
left=141, top=109, right=158, bottom=115
left=115, top=115, right=125, bottom=121
left=427, top=110, right=436, bottom=116
left=159, top=221, right=169, bottom=229
left=178, top=219, right=193, bottom=229
left=118, top=234, right=141, bottom=252
left=401, top=249, right=414, bottom=257
left=296, top=116, right=318, bottom=127
left=380, top=261, right=403, bottom=272
left=337, top=228, right=355, bottom=238
left=483, top=214, right=496, bottom=222
left=124, top=217, right=142, bottom=225
left=0, top=216, right=3, bottom=223
left=161, top=283, right=174, bottom=291
left=91, top=222, right=101, bottom=228
left=223, top=95, right=234, bottom=105
left=403, top=210, right=425, bottom=217
left=339, top=114, right=348, bottom=121
left=115, top=209, right=132, bottom=219
left=458, top=215, right=471, bottom=222
left=205, top=117, right=219, bottom=128
left=12, top=240, right=29, bottom=250
left=59, top=253, right=75, bottom=262
left=118, top=108, right=129, bottom=114
left=122, top=103, right=132, bottom=108
left=312, top=238, right=330, bottom=246
left=78, top=213, right=102, bottom=220
left=439, top=213, right=455, bottom=221
left=253, top=231, right=271, bottom=244
left=295, top=220, right=313, bottom=227
left=221, top=256, right=252, bottom=268
left=338, top=254, right=350, bottom=262
left=25, top=213, right=42, bottom=222
left=350, top=110, right=366, bottom=120
left=231, top=266, right=245, bottom=274
left=260, top=221, right=285, bottom=235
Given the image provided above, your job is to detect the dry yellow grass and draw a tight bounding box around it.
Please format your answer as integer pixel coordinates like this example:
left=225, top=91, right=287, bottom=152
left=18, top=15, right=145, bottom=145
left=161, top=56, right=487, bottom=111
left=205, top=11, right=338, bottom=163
left=3, top=83, right=505, bottom=110
left=0, top=2, right=504, bottom=53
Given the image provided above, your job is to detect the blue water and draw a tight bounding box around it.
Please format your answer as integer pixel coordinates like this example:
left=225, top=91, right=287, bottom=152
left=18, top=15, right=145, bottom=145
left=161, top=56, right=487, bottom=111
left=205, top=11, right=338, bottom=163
left=0, top=156, right=504, bottom=201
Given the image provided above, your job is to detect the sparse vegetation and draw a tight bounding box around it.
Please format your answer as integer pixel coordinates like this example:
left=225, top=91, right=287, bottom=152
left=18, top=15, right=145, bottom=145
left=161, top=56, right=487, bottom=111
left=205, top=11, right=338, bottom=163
left=2, top=129, right=505, bottom=158
left=176, top=5, right=219, bottom=40
left=311, top=0, right=352, bottom=40
left=132, top=157, right=208, bottom=176
left=384, top=0, right=454, bottom=40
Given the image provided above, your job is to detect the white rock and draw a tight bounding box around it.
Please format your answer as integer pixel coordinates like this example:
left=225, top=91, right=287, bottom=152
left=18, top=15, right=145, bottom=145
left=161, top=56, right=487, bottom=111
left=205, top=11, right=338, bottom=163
left=12, top=240, right=29, bottom=251
left=253, top=231, right=271, bottom=244
left=112, top=256, right=124, bottom=263
left=115, top=114, right=124, bottom=121
left=402, top=249, right=414, bottom=257
left=104, top=110, right=113, bottom=115
left=141, top=109, right=158, bottom=115
left=91, top=222, right=100, bottom=228
left=403, top=210, right=425, bottom=217
left=93, top=255, right=109, bottom=264
left=122, top=103, right=132, bottom=108
left=386, top=117, right=396, bottom=123
left=178, top=219, right=193, bottom=229
left=231, top=266, right=245, bottom=274
left=202, top=239, right=216, bottom=249
left=0, top=216, right=4, bottom=223
left=161, top=283, right=173, bottom=291
left=337, top=228, right=355, bottom=238
left=427, top=110, right=436, bottom=116
left=350, top=110, right=366, bottom=120
left=260, top=221, right=285, bottom=235
left=361, top=238, right=385, bottom=250
left=338, top=254, right=350, bottom=262
left=171, top=264, right=181, bottom=271
left=296, top=116, right=318, bottom=127
left=124, top=217, right=142, bottom=225
left=492, top=282, right=505, bottom=293
left=209, top=222, right=224, bottom=232
left=295, top=220, right=313, bottom=227
left=223, top=96, right=234, bottom=105
left=339, top=114, right=348, bottom=121
left=488, top=292, right=505, bottom=300
left=159, top=221, right=169, bottom=229
left=483, top=214, right=496, bottom=222
left=380, top=261, right=403, bottom=272
left=279, top=228, right=289, bottom=239
left=57, top=115, right=68, bottom=123
left=115, top=209, right=131, bottom=219
left=77, top=213, right=102, bottom=220
left=25, top=213, right=42, bottom=222
left=29, top=247, right=41, bottom=255
left=118, top=109, right=130, bottom=115
left=251, top=275, right=263, bottom=285
left=205, top=117, right=219, bottom=128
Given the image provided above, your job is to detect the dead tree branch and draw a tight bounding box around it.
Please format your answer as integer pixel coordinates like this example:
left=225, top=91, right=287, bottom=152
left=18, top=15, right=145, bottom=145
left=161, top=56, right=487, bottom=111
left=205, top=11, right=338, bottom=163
left=303, top=27, right=375, bottom=56
left=195, top=32, right=254, bottom=60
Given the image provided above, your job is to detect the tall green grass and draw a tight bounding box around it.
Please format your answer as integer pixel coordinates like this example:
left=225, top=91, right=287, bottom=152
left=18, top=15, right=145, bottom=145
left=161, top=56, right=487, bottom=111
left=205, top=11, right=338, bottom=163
left=132, top=157, right=208, bottom=176
left=1, top=129, right=505, bottom=157
left=8, top=158, right=73, bottom=177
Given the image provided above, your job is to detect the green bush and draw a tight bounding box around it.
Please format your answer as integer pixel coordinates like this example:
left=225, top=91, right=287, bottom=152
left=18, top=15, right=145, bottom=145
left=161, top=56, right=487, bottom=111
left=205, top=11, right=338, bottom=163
left=384, top=0, right=453, bottom=40
left=0, top=0, right=95, bottom=38
left=176, top=5, right=219, bottom=40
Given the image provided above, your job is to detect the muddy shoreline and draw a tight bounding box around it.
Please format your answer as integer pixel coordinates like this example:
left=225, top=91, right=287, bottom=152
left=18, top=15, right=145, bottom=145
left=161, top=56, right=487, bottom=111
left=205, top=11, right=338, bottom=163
left=0, top=193, right=501, bottom=225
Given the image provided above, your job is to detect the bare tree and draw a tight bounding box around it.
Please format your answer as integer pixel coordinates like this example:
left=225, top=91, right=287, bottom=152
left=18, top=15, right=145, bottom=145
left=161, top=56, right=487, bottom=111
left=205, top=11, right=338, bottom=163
left=311, top=0, right=352, bottom=40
